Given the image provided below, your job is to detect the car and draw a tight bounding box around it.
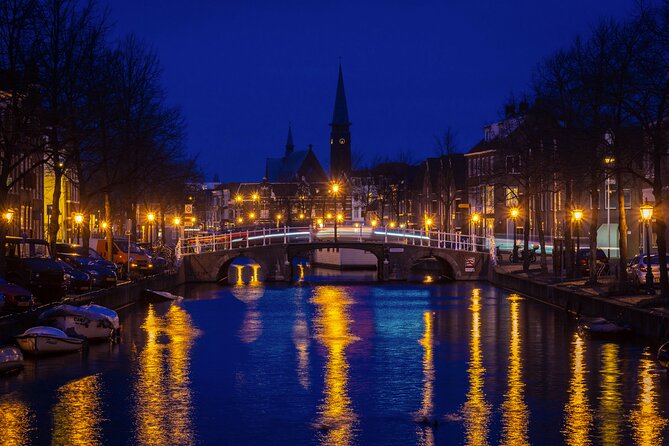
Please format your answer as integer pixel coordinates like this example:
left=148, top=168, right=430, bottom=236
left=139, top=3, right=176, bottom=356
left=56, top=253, right=117, bottom=288
left=137, top=243, right=168, bottom=272
left=0, top=277, right=35, bottom=311
left=5, top=237, right=67, bottom=301
left=56, top=260, right=91, bottom=293
left=56, top=243, right=119, bottom=275
left=576, top=248, right=610, bottom=276
left=627, top=253, right=669, bottom=287
left=95, top=239, right=153, bottom=277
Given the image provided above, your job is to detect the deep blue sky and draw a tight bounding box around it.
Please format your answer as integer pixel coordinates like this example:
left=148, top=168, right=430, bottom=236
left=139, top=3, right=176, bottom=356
left=108, top=0, right=636, bottom=182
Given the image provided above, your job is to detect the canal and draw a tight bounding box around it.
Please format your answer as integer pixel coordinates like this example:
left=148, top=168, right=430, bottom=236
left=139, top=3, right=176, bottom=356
left=1, top=281, right=668, bottom=445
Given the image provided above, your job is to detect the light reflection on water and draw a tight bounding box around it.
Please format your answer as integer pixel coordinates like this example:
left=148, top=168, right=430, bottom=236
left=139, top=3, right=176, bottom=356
left=134, top=304, right=198, bottom=446
left=311, top=285, right=358, bottom=445
left=629, top=350, right=668, bottom=446
left=563, top=333, right=593, bottom=446
left=52, top=374, right=103, bottom=446
left=462, top=287, right=491, bottom=446
left=0, top=394, right=32, bottom=446
left=1, top=283, right=669, bottom=445
left=500, top=294, right=529, bottom=446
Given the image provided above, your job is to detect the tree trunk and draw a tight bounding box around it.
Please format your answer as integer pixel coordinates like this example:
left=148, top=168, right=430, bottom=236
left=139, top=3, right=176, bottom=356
left=523, top=192, right=531, bottom=273
left=616, top=169, right=628, bottom=289
left=160, top=203, right=166, bottom=245
left=49, top=168, right=64, bottom=254
left=587, top=187, right=599, bottom=285
left=654, top=148, right=668, bottom=298
left=534, top=201, right=548, bottom=273
left=105, top=191, right=113, bottom=261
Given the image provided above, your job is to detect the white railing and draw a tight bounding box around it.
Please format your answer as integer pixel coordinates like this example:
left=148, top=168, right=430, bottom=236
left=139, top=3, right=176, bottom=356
left=177, top=225, right=490, bottom=256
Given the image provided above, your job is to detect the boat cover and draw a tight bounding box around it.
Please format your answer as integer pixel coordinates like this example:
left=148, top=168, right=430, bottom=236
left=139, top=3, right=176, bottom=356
left=40, top=304, right=115, bottom=326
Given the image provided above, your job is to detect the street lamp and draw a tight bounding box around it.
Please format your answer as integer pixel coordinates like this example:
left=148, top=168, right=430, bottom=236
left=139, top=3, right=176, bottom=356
left=147, top=212, right=155, bottom=245
left=572, top=209, right=583, bottom=263
left=173, top=216, right=181, bottom=245
left=510, top=207, right=519, bottom=262
left=331, top=183, right=341, bottom=243
left=74, top=213, right=84, bottom=244
left=641, top=202, right=654, bottom=295
left=604, top=155, right=616, bottom=259
left=3, top=211, right=13, bottom=223
left=276, top=213, right=282, bottom=228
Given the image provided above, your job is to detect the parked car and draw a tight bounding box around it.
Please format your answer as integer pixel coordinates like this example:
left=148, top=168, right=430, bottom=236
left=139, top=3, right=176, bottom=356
left=0, top=277, right=34, bottom=311
left=95, top=239, right=153, bottom=277
left=56, top=260, right=91, bottom=293
left=576, top=248, right=610, bottom=276
left=56, top=243, right=118, bottom=275
left=56, top=253, right=117, bottom=288
left=138, top=243, right=168, bottom=272
left=627, top=254, right=669, bottom=287
left=4, top=237, right=67, bottom=301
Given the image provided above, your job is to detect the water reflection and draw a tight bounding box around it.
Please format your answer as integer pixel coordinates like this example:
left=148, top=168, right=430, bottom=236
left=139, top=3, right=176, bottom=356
left=500, top=294, right=529, bottom=446
left=597, top=344, right=622, bottom=445
left=311, top=286, right=358, bottom=445
left=0, top=394, right=32, bottom=446
left=563, top=333, right=592, bottom=446
left=629, top=350, right=668, bottom=446
left=231, top=280, right=265, bottom=344
left=415, top=311, right=435, bottom=446
left=293, top=287, right=311, bottom=389
left=52, top=374, right=103, bottom=445
left=134, top=304, right=198, bottom=446
left=462, top=288, right=491, bottom=446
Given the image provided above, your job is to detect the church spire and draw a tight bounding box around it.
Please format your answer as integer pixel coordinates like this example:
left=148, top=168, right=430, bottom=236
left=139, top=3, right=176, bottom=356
left=285, top=123, right=294, bottom=157
left=331, top=64, right=350, bottom=126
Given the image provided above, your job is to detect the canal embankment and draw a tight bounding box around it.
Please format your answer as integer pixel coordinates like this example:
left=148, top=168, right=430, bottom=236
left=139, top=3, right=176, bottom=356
left=490, top=263, right=669, bottom=340
left=0, top=271, right=182, bottom=344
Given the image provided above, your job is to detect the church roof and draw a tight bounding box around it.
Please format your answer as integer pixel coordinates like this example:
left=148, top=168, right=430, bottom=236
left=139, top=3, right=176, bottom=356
left=266, top=147, right=328, bottom=183
left=331, top=64, right=350, bottom=125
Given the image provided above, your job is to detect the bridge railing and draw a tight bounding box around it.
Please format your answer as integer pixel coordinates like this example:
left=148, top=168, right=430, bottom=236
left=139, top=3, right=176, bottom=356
left=177, top=225, right=490, bottom=256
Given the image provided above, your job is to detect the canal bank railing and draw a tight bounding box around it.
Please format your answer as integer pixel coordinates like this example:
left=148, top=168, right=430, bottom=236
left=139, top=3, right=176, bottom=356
left=176, top=225, right=490, bottom=257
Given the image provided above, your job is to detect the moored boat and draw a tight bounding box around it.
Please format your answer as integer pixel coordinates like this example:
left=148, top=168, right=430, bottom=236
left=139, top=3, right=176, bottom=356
left=80, top=303, right=120, bottom=330
left=658, top=341, right=669, bottom=369
left=15, top=326, right=84, bottom=355
left=39, top=304, right=116, bottom=340
left=143, top=289, right=183, bottom=303
left=0, top=345, right=24, bottom=374
left=577, top=317, right=631, bottom=339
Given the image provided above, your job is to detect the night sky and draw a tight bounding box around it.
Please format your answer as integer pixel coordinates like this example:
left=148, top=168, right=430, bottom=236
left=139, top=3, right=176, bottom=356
left=108, top=0, right=635, bottom=182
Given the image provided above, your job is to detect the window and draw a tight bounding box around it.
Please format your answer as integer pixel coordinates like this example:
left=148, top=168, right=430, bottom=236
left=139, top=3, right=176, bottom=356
left=505, top=186, right=519, bottom=207
left=485, top=185, right=494, bottom=214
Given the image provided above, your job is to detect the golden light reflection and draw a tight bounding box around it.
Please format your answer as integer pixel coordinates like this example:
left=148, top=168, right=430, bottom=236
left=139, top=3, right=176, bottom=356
left=629, top=350, right=668, bottom=446
left=250, top=264, right=260, bottom=283
left=293, top=289, right=310, bottom=389
left=462, top=288, right=491, bottom=446
left=597, top=344, right=622, bottom=446
left=0, top=395, right=32, bottom=446
left=298, top=263, right=305, bottom=282
left=500, top=294, right=529, bottom=446
left=52, top=374, right=103, bottom=446
left=231, top=278, right=265, bottom=344
left=134, top=304, right=198, bottom=446
left=311, top=286, right=358, bottom=445
left=234, top=264, right=244, bottom=285
left=562, top=333, right=592, bottom=446
left=415, top=311, right=435, bottom=446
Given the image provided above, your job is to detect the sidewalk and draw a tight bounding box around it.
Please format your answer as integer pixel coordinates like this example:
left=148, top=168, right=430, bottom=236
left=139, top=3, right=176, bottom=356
left=492, top=254, right=669, bottom=338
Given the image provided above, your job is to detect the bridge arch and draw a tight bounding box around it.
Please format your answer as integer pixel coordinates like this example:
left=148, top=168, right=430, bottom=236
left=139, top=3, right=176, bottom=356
left=407, top=253, right=458, bottom=282
left=286, top=243, right=385, bottom=279
left=217, top=254, right=272, bottom=284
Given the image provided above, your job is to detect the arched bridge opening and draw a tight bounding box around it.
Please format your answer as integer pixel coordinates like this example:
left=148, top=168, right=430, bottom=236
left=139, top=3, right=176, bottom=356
left=287, top=243, right=385, bottom=282
left=218, top=256, right=267, bottom=285
left=408, top=255, right=456, bottom=283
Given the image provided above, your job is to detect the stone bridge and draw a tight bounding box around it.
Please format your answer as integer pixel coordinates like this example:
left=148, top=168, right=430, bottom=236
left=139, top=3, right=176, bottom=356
left=181, top=241, right=489, bottom=283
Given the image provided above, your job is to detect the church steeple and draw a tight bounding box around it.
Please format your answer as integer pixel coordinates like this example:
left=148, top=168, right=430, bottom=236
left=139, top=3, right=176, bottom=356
left=285, top=123, right=294, bottom=157
left=330, top=63, right=352, bottom=179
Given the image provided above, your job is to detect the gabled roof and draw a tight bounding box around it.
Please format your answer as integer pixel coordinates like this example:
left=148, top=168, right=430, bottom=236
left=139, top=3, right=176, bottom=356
left=265, top=147, right=328, bottom=183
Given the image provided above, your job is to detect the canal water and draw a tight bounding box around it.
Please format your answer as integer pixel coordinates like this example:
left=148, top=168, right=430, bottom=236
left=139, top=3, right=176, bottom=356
left=1, top=281, right=668, bottom=445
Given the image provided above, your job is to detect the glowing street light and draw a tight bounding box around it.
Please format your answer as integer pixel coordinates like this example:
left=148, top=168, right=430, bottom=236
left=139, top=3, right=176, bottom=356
left=173, top=217, right=181, bottom=244
left=249, top=212, right=256, bottom=220
left=101, top=221, right=108, bottom=230
left=299, top=213, right=305, bottom=220
left=641, top=202, right=655, bottom=295
left=371, top=219, right=378, bottom=227
left=74, top=213, right=84, bottom=244
left=276, top=213, right=282, bottom=228
left=510, top=207, right=519, bottom=262
left=237, top=217, right=244, bottom=224
left=572, top=208, right=583, bottom=258
left=235, top=194, right=243, bottom=203
left=3, top=211, right=13, bottom=223
left=336, top=213, right=343, bottom=222
left=389, top=221, right=396, bottom=229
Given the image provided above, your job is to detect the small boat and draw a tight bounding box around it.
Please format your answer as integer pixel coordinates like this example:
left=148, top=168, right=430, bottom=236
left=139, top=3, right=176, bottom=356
left=39, top=304, right=116, bottom=341
left=577, top=317, right=631, bottom=339
left=0, top=345, right=24, bottom=374
left=15, top=326, right=84, bottom=355
left=80, top=303, right=120, bottom=331
left=143, top=289, right=183, bottom=303
left=658, top=341, right=669, bottom=369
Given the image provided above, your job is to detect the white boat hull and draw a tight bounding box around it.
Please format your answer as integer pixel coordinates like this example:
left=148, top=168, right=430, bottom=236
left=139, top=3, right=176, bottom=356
left=16, top=334, right=83, bottom=355
left=47, top=315, right=113, bottom=340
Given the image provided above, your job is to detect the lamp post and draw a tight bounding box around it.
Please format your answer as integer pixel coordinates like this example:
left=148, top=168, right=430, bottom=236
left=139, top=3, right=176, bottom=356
left=331, top=183, right=340, bottom=243
left=641, top=202, right=654, bottom=295
left=572, top=209, right=583, bottom=271
left=276, top=213, right=282, bottom=228
left=173, top=217, right=181, bottom=245
left=604, top=155, right=615, bottom=259
left=235, top=194, right=243, bottom=226
left=147, top=212, right=155, bottom=245
left=511, top=207, right=519, bottom=262
left=74, top=213, right=83, bottom=244
left=471, top=212, right=480, bottom=250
